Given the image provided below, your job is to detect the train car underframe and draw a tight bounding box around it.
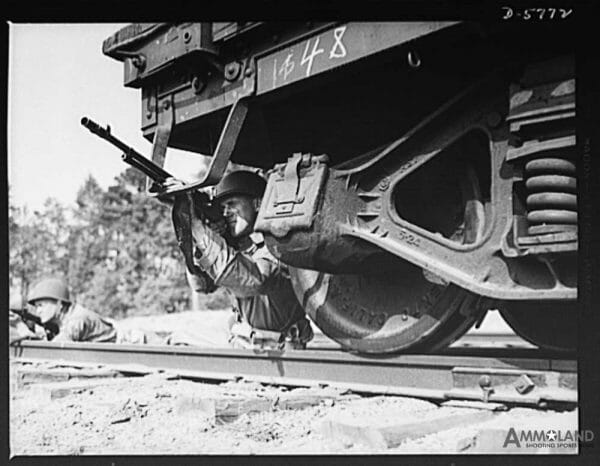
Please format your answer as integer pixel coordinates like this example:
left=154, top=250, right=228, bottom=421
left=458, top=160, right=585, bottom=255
left=103, top=22, right=577, bottom=354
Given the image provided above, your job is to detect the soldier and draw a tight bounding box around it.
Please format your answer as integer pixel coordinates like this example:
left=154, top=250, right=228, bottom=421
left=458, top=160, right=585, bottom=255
left=166, top=171, right=314, bottom=350
left=27, top=277, right=118, bottom=343
left=26, top=277, right=173, bottom=345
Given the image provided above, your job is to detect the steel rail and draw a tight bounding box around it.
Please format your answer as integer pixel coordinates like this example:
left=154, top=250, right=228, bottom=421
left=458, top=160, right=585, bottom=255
left=310, top=332, right=540, bottom=350
left=11, top=341, right=576, bottom=408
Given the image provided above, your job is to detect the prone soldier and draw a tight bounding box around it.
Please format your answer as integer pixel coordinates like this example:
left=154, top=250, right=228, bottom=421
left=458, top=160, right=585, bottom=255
left=25, top=277, right=176, bottom=345
left=27, top=278, right=119, bottom=343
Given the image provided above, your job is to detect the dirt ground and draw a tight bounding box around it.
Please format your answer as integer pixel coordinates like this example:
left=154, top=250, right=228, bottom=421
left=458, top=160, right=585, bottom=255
left=9, top=310, right=579, bottom=456
left=9, top=361, right=578, bottom=456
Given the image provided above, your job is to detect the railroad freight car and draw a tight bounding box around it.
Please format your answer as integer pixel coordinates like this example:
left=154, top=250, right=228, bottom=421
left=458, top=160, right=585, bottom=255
left=102, top=21, right=577, bottom=353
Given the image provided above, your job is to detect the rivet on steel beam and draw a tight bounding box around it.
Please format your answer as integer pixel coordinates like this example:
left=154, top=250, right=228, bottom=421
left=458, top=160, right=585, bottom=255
left=162, top=100, right=171, bottom=110
left=183, top=30, right=192, bottom=44
left=379, top=178, right=390, bottom=191
left=225, top=62, right=241, bottom=82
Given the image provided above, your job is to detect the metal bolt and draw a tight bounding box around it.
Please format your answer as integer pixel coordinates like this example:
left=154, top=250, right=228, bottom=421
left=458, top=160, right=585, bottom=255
left=145, top=99, right=153, bottom=119
left=183, top=31, right=192, bottom=44
left=162, top=100, right=171, bottom=110
left=379, top=178, right=390, bottom=191
left=225, top=62, right=241, bottom=81
left=514, top=374, right=535, bottom=395
left=245, top=66, right=254, bottom=77
left=401, top=310, right=408, bottom=321
left=479, top=375, right=494, bottom=403
left=131, top=55, right=146, bottom=71
left=479, top=375, right=492, bottom=389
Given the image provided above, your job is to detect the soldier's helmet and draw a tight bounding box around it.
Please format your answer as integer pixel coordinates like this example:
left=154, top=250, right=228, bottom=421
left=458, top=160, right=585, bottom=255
left=214, top=171, right=266, bottom=202
left=9, top=295, right=26, bottom=312
left=27, top=278, right=71, bottom=305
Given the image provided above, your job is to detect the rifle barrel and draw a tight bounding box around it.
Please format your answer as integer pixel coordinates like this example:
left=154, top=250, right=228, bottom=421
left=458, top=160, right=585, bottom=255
left=122, top=150, right=171, bottom=182
left=81, top=116, right=172, bottom=183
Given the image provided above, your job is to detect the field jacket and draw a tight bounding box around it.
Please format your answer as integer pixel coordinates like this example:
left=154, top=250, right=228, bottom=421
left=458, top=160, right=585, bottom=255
left=189, top=231, right=313, bottom=343
left=53, top=303, right=118, bottom=343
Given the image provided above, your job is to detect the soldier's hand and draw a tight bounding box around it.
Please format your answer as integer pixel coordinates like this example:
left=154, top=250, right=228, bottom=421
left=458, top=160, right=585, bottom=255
left=157, top=177, right=187, bottom=204
left=206, top=218, right=228, bottom=236
left=163, top=177, right=186, bottom=190
left=190, top=215, right=210, bottom=245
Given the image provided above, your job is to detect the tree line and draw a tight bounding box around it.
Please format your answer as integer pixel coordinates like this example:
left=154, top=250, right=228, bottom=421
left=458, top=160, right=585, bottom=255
left=9, top=167, right=230, bottom=319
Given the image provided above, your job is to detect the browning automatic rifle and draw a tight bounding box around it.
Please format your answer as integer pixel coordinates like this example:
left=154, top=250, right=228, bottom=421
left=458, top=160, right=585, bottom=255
left=81, top=117, right=228, bottom=293
left=11, top=308, right=59, bottom=340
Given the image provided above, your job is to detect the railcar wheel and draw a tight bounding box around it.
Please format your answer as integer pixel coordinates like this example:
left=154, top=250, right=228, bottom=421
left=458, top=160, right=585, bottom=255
left=291, top=164, right=488, bottom=354
left=292, top=267, right=484, bottom=353
left=499, top=302, right=576, bottom=352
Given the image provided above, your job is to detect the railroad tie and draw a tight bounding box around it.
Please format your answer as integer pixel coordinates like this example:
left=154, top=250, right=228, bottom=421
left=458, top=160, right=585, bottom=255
left=321, top=409, right=497, bottom=450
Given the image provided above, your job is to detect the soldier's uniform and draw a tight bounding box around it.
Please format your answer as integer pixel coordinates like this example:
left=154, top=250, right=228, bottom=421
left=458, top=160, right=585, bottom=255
left=51, top=303, right=118, bottom=343
left=185, top=171, right=313, bottom=350
left=28, top=278, right=121, bottom=344
left=189, top=231, right=313, bottom=349
left=26, top=278, right=166, bottom=345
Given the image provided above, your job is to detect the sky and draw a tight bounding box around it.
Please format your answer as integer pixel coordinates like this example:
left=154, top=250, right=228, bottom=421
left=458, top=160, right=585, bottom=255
left=8, top=23, right=208, bottom=213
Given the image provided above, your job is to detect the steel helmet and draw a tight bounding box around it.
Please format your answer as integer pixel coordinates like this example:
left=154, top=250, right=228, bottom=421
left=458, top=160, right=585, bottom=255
left=214, top=171, right=266, bottom=202
left=9, top=295, right=26, bottom=312
left=27, top=278, right=71, bottom=305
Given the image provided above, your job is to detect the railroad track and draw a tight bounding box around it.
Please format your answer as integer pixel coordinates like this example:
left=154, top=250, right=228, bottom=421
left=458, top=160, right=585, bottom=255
left=309, top=332, right=538, bottom=350
left=11, top=340, right=576, bottom=409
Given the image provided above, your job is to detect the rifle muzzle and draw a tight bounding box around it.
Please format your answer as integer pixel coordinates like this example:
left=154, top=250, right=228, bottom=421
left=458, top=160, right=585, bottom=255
left=81, top=117, right=109, bottom=137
